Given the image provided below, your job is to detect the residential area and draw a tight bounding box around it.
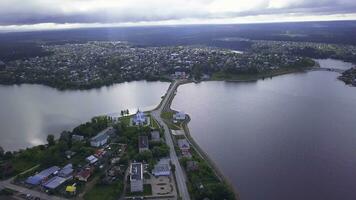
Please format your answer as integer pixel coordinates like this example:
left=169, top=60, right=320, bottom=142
left=0, top=111, right=178, bottom=200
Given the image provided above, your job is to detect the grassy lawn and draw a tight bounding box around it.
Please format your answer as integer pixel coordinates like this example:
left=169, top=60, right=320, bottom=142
left=161, top=111, right=174, bottom=120
left=150, top=116, right=161, bottom=129
left=120, top=116, right=132, bottom=126
left=84, top=180, right=124, bottom=200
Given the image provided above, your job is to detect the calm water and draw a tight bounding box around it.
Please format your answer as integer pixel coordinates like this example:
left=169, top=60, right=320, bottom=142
left=172, top=59, right=356, bottom=200
left=0, top=81, right=169, bottom=151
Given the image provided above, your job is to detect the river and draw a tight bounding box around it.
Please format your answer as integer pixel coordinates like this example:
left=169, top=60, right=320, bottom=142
left=172, top=59, right=356, bottom=200
left=0, top=81, right=169, bottom=151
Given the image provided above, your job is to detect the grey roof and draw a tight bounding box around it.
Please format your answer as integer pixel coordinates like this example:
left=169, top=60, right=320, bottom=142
left=138, top=136, right=149, bottom=149
left=153, top=163, right=170, bottom=174
left=91, top=127, right=113, bottom=142
left=43, top=176, right=67, bottom=189
left=130, top=163, right=142, bottom=181
left=59, top=164, right=73, bottom=177
left=150, top=131, right=160, bottom=141
left=26, top=166, right=60, bottom=185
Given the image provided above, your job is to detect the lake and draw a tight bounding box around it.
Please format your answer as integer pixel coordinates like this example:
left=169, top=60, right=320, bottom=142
left=172, top=59, right=356, bottom=200
left=0, top=81, right=169, bottom=151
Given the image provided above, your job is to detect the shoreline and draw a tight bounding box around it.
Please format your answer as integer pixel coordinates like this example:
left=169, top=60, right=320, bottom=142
left=163, top=80, right=240, bottom=199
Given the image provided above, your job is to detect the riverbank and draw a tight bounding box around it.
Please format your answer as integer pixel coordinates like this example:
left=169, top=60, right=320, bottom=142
left=211, top=66, right=315, bottom=82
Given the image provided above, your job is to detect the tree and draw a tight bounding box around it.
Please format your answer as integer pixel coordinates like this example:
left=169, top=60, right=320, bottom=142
left=47, top=134, right=55, bottom=146
left=0, top=146, right=4, bottom=158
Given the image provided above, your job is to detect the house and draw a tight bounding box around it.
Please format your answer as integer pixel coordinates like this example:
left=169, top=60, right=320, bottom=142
left=173, top=111, right=186, bottom=120
left=72, top=134, right=84, bottom=142
left=138, top=136, right=149, bottom=153
left=26, top=166, right=60, bottom=185
left=43, top=176, right=67, bottom=190
left=130, top=163, right=143, bottom=192
left=76, top=167, right=94, bottom=182
left=65, top=150, right=76, bottom=159
left=59, top=164, right=73, bottom=178
left=187, top=161, right=199, bottom=172
left=133, top=111, right=147, bottom=126
left=86, top=155, right=98, bottom=164
left=177, top=139, right=190, bottom=154
left=152, top=159, right=171, bottom=176
left=90, top=127, right=114, bottom=147
left=150, top=131, right=160, bottom=142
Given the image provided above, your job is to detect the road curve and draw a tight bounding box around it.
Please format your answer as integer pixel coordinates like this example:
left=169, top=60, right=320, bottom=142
left=151, top=80, right=191, bottom=200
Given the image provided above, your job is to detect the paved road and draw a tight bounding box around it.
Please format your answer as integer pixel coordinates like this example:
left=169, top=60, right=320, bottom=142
left=151, top=80, right=191, bottom=200
left=0, top=177, right=67, bottom=200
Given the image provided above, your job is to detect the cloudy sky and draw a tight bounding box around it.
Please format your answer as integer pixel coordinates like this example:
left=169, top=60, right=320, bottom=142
left=0, top=0, right=356, bottom=31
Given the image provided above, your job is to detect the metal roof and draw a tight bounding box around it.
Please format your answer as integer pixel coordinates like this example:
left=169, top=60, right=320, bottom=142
left=130, top=163, right=143, bottom=181
left=43, top=176, right=67, bottom=189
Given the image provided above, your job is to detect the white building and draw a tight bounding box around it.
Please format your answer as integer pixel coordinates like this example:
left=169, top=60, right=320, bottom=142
left=130, top=163, right=143, bottom=192
left=90, top=127, right=114, bottom=147
left=174, top=111, right=186, bottom=120
left=133, top=110, right=147, bottom=126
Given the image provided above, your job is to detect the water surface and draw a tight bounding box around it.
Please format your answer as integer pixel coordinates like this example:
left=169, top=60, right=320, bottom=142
left=0, top=81, right=169, bottom=151
left=172, top=59, right=356, bottom=200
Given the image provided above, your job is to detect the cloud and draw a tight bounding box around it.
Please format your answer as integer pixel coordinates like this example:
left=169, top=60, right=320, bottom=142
left=0, top=0, right=355, bottom=26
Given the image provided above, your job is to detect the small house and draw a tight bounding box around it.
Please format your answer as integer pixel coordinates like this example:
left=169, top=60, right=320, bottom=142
left=173, top=111, right=186, bottom=120
left=177, top=139, right=190, bottom=154
left=86, top=155, right=98, bottom=164
left=76, top=167, right=93, bottom=182
left=138, top=136, right=149, bottom=153
left=150, top=131, right=160, bottom=142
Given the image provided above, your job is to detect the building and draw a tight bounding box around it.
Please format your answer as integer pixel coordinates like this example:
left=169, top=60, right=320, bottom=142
left=72, top=134, right=84, bottom=142
left=177, top=139, right=190, bottom=154
left=130, top=163, right=143, bottom=192
left=138, top=136, right=149, bottom=153
left=59, top=164, right=73, bottom=178
left=86, top=155, right=98, bottom=164
left=43, top=176, right=67, bottom=190
left=152, top=159, right=171, bottom=176
left=150, top=131, right=160, bottom=142
left=90, top=127, right=114, bottom=147
left=187, top=161, right=199, bottom=172
left=133, top=110, right=147, bottom=126
left=76, top=167, right=94, bottom=182
left=173, top=111, right=186, bottom=120
left=25, top=166, right=60, bottom=185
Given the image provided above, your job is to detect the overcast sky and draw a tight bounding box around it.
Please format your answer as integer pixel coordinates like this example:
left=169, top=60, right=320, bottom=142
left=0, top=0, right=356, bottom=31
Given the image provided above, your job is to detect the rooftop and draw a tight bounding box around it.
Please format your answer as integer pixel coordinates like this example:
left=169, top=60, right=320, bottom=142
left=91, top=127, right=113, bottom=142
left=138, top=136, right=149, bottom=149
left=43, top=176, right=67, bottom=189
left=130, top=162, right=143, bottom=181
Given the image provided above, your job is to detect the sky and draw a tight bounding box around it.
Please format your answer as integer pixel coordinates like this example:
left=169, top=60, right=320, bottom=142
left=0, top=0, right=356, bottom=31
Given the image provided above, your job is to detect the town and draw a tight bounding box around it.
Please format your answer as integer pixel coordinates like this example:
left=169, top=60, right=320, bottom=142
left=0, top=78, right=236, bottom=200
left=0, top=39, right=339, bottom=90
